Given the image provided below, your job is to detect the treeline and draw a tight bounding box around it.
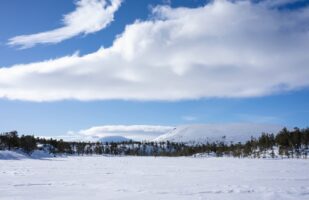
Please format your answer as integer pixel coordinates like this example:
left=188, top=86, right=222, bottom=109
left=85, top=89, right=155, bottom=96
left=0, top=131, right=36, bottom=154
left=187, top=127, right=309, bottom=158
left=0, top=127, right=309, bottom=158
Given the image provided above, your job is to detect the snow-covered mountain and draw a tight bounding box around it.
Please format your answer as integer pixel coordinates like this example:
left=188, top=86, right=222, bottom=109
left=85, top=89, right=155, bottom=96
left=99, top=136, right=132, bottom=143
left=154, top=123, right=283, bottom=144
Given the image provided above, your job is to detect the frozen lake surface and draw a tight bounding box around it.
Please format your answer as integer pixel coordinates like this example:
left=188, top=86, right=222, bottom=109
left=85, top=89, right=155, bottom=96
left=0, top=156, right=309, bottom=200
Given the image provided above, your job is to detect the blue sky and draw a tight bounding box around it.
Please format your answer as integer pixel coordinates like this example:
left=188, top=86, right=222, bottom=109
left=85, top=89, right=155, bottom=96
left=0, top=0, right=308, bottom=140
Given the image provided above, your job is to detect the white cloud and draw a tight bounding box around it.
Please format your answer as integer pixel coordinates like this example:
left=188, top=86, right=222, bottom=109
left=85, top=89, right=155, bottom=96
left=8, top=0, right=122, bottom=49
left=1, top=0, right=309, bottom=101
left=69, top=125, right=174, bottom=141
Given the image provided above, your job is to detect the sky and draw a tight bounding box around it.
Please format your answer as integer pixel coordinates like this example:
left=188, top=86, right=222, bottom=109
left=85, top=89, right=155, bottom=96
left=0, top=0, right=309, bottom=140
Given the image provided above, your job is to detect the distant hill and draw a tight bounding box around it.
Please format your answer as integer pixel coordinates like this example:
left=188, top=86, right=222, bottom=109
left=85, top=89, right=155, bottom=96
left=98, top=136, right=132, bottom=143
left=154, top=123, right=283, bottom=144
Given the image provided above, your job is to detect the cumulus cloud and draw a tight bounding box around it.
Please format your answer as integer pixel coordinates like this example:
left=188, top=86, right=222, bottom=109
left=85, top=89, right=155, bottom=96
left=69, top=125, right=174, bottom=141
left=1, top=0, right=309, bottom=101
left=8, top=0, right=122, bottom=49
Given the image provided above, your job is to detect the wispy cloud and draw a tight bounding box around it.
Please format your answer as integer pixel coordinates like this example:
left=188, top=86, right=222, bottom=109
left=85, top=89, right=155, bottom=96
left=182, top=116, right=198, bottom=121
left=8, top=0, right=122, bottom=49
left=236, top=114, right=281, bottom=124
left=1, top=0, right=309, bottom=101
left=261, top=0, right=303, bottom=7
left=68, top=125, right=174, bottom=141
left=162, top=0, right=172, bottom=5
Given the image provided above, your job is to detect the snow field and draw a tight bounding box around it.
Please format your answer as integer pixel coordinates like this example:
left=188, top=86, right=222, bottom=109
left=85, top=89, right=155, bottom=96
left=0, top=156, right=308, bottom=200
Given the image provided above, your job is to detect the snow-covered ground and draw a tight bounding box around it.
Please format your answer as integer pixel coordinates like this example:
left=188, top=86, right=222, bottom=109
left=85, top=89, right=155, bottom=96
left=154, top=123, right=283, bottom=144
left=0, top=156, right=309, bottom=200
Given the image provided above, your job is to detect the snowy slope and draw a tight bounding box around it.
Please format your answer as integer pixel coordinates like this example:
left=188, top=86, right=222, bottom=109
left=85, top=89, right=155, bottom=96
left=0, top=150, right=53, bottom=160
left=154, top=123, right=283, bottom=144
left=0, top=150, right=28, bottom=160
left=99, top=136, right=132, bottom=143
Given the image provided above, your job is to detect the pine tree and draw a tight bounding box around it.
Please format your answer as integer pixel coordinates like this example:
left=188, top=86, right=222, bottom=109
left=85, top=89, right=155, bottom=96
left=20, top=135, right=36, bottom=155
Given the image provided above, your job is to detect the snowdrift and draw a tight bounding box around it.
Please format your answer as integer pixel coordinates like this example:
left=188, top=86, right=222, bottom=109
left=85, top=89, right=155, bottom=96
left=0, top=150, right=53, bottom=160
